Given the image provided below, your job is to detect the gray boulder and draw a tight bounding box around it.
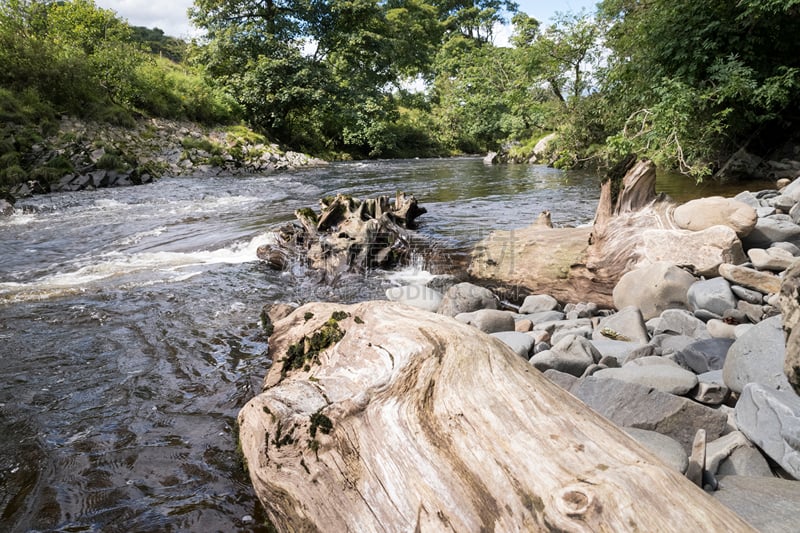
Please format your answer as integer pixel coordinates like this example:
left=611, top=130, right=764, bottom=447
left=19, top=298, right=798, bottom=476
left=519, top=294, right=560, bottom=314
left=706, top=432, right=772, bottom=478
left=593, top=306, right=650, bottom=344
left=770, top=193, right=796, bottom=212
left=673, top=196, right=757, bottom=237
left=519, top=310, right=566, bottom=324
left=780, top=175, right=800, bottom=202
left=771, top=241, right=800, bottom=256
left=706, top=319, right=738, bottom=339
left=673, top=338, right=733, bottom=374
left=653, top=309, right=711, bottom=339
left=690, top=370, right=731, bottom=405
left=623, top=427, right=688, bottom=474
left=737, top=300, right=765, bottom=323
left=640, top=225, right=746, bottom=277
left=713, top=475, right=800, bottom=532
left=565, top=301, right=599, bottom=320
left=687, top=277, right=737, bottom=316
left=613, top=262, right=696, bottom=320
left=718, top=263, right=782, bottom=295
left=648, top=334, right=695, bottom=358
left=742, top=216, right=800, bottom=249
left=593, top=357, right=698, bottom=395
left=723, top=315, right=792, bottom=393
left=567, top=376, right=729, bottom=452
left=590, top=338, right=645, bottom=365
left=736, top=383, right=800, bottom=479
left=437, top=282, right=498, bottom=317
left=779, top=260, right=800, bottom=395
left=529, top=334, right=600, bottom=377
left=550, top=326, right=593, bottom=345
left=731, top=285, right=764, bottom=304
left=542, top=369, right=579, bottom=390
left=748, top=247, right=796, bottom=272
left=455, top=309, right=516, bottom=333
left=733, top=191, right=761, bottom=209
left=533, top=318, right=592, bottom=335
left=385, top=285, right=443, bottom=313
left=490, top=331, right=535, bottom=358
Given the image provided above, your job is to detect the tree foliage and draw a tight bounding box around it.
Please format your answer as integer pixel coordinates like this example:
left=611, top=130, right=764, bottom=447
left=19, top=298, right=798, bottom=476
left=599, top=0, right=800, bottom=177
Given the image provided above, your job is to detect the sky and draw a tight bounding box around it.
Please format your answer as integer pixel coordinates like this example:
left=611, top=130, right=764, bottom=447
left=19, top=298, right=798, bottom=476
left=94, top=0, right=600, bottom=40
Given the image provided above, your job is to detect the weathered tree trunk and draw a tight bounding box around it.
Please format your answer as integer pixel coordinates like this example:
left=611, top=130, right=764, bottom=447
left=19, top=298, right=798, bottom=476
left=469, top=158, right=677, bottom=305
left=239, top=301, right=755, bottom=531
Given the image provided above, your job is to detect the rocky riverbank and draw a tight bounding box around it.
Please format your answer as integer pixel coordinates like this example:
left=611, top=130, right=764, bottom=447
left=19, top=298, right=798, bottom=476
left=243, top=173, right=800, bottom=530
left=379, top=182, right=800, bottom=530
left=3, top=117, right=326, bottom=201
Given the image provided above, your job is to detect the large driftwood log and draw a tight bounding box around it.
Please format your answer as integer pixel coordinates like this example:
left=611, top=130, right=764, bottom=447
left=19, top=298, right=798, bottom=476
left=239, top=301, right=755, bottom=531
left=258, top=192, right=427, bottom=275
left=469, top=159, right=678, bottom=305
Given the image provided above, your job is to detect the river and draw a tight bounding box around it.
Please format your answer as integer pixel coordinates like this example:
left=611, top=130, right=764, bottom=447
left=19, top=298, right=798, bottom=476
left=0, top=158, right=769, bottom=531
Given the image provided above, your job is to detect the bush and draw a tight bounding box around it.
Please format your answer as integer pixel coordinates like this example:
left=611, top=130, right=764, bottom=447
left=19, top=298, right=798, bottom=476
left=0, top=152, right=20, bottom=169
left=0, top=165, right=26, bottom=186
left=181, top=136, right=222, bottom=154
left=96, top=153, right=128, bottom=171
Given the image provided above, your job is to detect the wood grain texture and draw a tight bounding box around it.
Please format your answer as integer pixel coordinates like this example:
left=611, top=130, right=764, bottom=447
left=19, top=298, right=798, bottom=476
left=239, top=301, right=755, bottom=531
left=469, top=159, right=679, bottom=305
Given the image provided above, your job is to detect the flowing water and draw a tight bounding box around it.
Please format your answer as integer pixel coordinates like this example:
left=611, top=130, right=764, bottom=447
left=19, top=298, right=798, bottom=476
left=0, top=158, right=765, bottom=531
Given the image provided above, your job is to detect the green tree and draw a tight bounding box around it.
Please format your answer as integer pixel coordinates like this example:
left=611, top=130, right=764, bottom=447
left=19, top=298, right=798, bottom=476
left=432, top=0, right=518, bottom=42
left=190, top=0, right=444, bottom=155
left=523, top=11, right=603, bottom=105
left=599, top=0, right=800, bottom=177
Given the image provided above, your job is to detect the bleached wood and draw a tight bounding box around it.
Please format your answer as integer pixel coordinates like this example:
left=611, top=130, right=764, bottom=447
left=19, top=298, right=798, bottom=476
left=239, top=301, right=755, bottom=531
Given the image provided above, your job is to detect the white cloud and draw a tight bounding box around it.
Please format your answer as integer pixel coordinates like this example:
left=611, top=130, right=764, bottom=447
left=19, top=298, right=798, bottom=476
left=94, top=0, right=200, bottom=39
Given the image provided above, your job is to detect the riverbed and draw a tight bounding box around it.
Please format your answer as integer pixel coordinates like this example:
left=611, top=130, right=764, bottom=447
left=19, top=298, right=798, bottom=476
left=0, top=158, right=770, bottom=531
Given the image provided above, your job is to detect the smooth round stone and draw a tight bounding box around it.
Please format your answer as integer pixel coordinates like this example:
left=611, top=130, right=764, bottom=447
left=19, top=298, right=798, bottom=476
left=624, top=427, right=689, bottom=474
left=529, top=334, right=600, bottom=377
left=385, top=285, right=442, bottom=313
left=594, top=358, right=698, bottom=395
left=747, top=247, right=795, bottom=272
left=490, top=331, right=535, bottom=358
left=707, top=319, right=737, bottom=339
left=731, top=285, right=763, bottom=304
left=674, top=338, right=734, bottom=374
left=723, top=315, right=790, bottom=393
left=519, top=294, right=560, bottom=314
left=613, top=262, right=696, bottom=321
left=437, top=282, right=498, bottom=316
left=594, top=306, right=650, bottom=344
left=673, top=196, right=757, bottom=237
left=687, top=277, right=737, bottom=316
left=694, top=309, right=721, bottom=322
left=514, top=319, right=533, bottom=332
left=455, top=309, right=516, bottom=333
left=771, top=241, right=800, bottom=256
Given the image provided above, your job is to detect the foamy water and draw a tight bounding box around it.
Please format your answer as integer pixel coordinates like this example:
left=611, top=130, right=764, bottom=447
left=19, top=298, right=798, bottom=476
left=0, top=232, right=277, bottom=303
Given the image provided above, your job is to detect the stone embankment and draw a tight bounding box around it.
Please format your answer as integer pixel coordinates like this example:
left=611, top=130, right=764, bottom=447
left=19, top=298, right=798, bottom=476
left=6, top=117, right=326, bottom=199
